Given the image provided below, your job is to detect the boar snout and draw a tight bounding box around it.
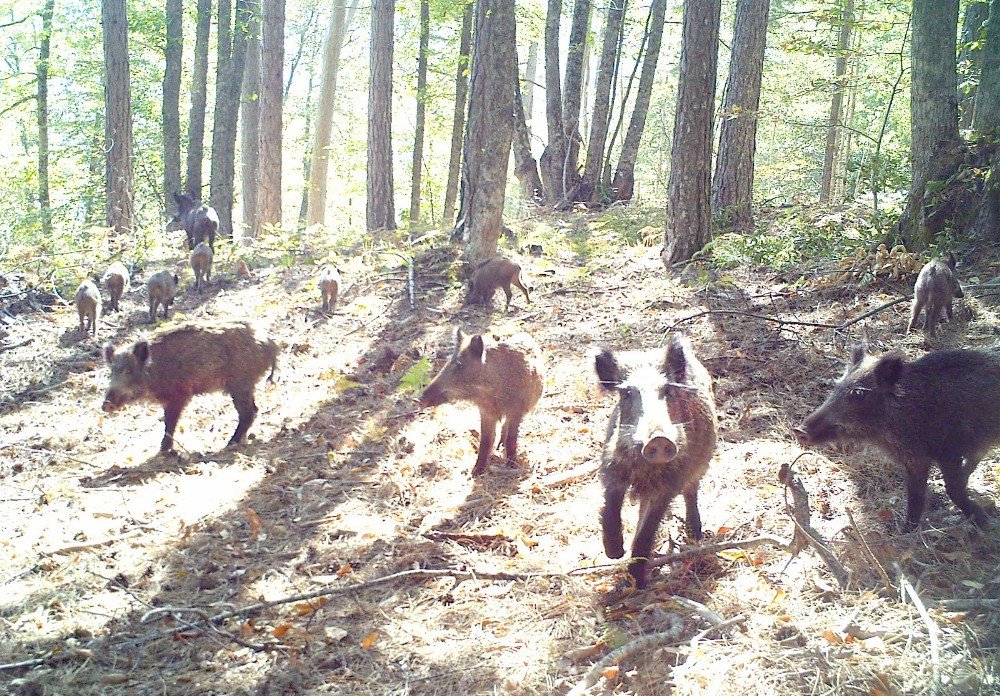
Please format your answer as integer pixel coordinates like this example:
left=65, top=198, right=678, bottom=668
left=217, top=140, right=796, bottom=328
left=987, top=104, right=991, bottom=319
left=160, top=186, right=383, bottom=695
left=642, top=434, right=678, bottom=464
left=418, top=385, right=445, bottom=409
left=102, top=397, right=121, bottom=413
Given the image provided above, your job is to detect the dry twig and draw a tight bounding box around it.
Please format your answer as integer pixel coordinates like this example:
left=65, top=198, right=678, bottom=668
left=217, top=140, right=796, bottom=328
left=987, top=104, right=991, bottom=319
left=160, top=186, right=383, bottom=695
left=845, top=507, right=894, bottom=593
left=647, top=534, right=789, bottom=569
left=895, top=563, right=941, bottom=694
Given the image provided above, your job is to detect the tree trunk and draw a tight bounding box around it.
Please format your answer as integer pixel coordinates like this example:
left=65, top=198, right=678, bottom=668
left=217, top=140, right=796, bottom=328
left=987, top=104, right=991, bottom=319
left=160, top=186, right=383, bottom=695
left=459, top=0, right=516, bottom=265
left=409, top=0, right=430, bottom=229
left=611, top=0, right=667, bottom=203
left=367, top=0, right=396, bottom=232
left=163, top=0, right=183, bottom=217
left=210, top=0, right=251, bottom=238
left=305, top=1, right=355, bottom=228
left=974, top=0, right=1000, bottom=133
left=257, top=0, right=284, bottom=232
left=820, top=0, right=853, bottom=204
left=959, top=2, right=989, bottom=129
left=37, top=0, right=55, bottom=237
left=102, top=0, right=136, bottom=236
left=711, top=0, right=769, bottom=231
left=186, top=0, right=212, bottom=197
left=512, top=61, right=543, bottom=203
left=523, top=40, right=538, bottom=116
left=298, top=66, right=315, bottom=226
left=241, top=0, right=261, bottom=238
left=580, top=0, right=626, bottom=202
left=443, top=3, right=473, bottom=227
left=898, top=0, right=959, bottom=251
left=662, top=0, right=721, bottom=266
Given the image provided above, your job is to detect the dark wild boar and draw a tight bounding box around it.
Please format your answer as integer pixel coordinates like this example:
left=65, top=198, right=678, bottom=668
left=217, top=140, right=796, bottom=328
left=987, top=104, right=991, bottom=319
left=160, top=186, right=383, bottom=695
left=795, top=344, right=999, bottom=529
left=316, top=265, right=340, bottom=312
left=467, top=257, right=530, bottom=311
left=101, top=262, right=130, bottom=312
left=419, top=328, right=544, bottom=477
left=172, top=192, right=220, bottom=251
left=907, top=253, right=964, bottom=336
left=75, top=280, right=101, bottom=337
left=147, top=270, right=179, bottom=321
left=594, top=335, right=717, bottom=588
left=102, top=320, right=279, bottom=452
left=190, top=241, right=213, bottom=293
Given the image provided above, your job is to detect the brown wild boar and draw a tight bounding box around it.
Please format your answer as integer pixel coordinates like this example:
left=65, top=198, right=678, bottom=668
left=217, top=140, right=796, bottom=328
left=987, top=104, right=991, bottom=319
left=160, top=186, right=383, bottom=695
left=101, top=262, right=130, bottom=312
left=75, top=280, right=101, bottom=337
left=467, top=257, right=530, bottom=311
left=172, top=192, right=220, bottom=251
left=419, top=328, right=544, bottom=477
left=795, top=344, right=1000, bottom=529
left=907, top=253, right=964, bottom=336
left=594, top=335, right=717, bottom=588
left=190, top=242, right=213, bottom=293
left=102, top=320, right=279, bottom=452
left=147, top=270, right=179, bottom=321
left=316, top=265, right=340, bottom=312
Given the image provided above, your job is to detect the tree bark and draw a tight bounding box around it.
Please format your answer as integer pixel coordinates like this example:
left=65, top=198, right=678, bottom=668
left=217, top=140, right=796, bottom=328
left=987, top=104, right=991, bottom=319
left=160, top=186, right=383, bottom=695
left=409, top=0, right=430, bottom=229
left=102, top=0, right=135, bottom=236
left=974, top=0, right=1000, bottom=133
left=662, top=0, right=721, bottom=267
left=459, top=0, right=516, bottom=265
left=711, top=0, right=769, bottom=231
left=186, top=0, right=212, bottom=198
left=959, top=2, right=989, bottom=129
left=580, top=0, right=626, bottom=202
left=37, top=0, right=55, bottom=237
left=367, top=0, right=396, bottom=232
left=163, top=0, right=183, bottom=217
left=257, top=0, right=284, bottom=232
left=523, top=40, right=538, bottom=116
left=209, top=0, right=251, bottom=238
left=443, top=2, right=473, bottom=227
left=611, top=0, right=667, bottom=203
left=512, top=60, right=543, bottom=203
left=241, top=0, right=261, bottom=238
left=305, top=1, right=355, bottom=228
left=820, top=0, right=853, bottom=204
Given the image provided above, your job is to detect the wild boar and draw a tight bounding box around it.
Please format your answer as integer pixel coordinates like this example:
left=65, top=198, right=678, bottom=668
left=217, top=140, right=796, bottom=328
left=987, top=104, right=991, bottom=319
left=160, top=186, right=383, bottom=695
left=467, top=257, right=531, bottom=311
left=172, top=192, right=220, bottom=251
left=190, top=242, right=213, bottom=293
left=147, top=270, right=179, bottom=321
left=101, top=262, right=130, bottom=312
left=317, top=265, right=340, bottom=312
left=75, top=280, right=101, bottom=337
left=907, top=254, right=964, bottom=336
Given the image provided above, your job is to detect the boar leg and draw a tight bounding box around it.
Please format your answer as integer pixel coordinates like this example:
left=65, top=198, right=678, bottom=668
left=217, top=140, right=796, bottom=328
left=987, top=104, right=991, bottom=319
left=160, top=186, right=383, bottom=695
left=903, top=461, right=931, bottom=529
left=629, top=494, right=672, bottom=589
left=941, top=459, right=989, bottom=528
left=945, top=299, right=954, bottom=322
left=925, top=300, right=940, bottom=335
left=512, top=275, right=530, bottom=304
left=160, top=396, right=192, bottom=451
left=228, top=387, right=259, bottom=447
left=907, top=299, right=924, bottom=333
left=502, top=285, right=513, bottom=311
left=682, top=485, right=703, bottom=540
left=471, top=411, right=497, bottom=477
left=500, top=414, right=522, bottom=464
left=601, top=479, right=627, bottom=559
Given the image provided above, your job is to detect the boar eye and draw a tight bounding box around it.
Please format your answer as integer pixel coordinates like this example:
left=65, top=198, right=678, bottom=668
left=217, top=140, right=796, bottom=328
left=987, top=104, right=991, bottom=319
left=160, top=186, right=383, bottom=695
left=848, top=387, right=869, bottom=399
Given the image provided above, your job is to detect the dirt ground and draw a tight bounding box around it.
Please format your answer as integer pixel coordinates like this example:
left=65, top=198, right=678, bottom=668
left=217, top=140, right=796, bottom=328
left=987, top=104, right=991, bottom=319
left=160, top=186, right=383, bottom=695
left=2, top=209, right=1000, bottom=695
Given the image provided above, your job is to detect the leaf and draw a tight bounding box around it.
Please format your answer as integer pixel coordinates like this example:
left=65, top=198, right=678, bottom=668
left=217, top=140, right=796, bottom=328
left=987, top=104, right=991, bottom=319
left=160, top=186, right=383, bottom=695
left=272, top=623, right=292, bottom=638
left=337, top=563, right=352, bottom=576
left=245, top=508, right=262, bottom=540
left=601, top=665, right=620, bottom=682
left=822, top=629, right=843, bottom=645
left=361, top=631, right=379, bottom=649
left=397, top=356, right=433, bottom=395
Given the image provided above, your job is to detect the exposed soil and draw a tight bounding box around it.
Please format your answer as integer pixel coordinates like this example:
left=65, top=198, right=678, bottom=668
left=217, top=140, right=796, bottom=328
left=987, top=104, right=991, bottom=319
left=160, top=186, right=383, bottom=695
left=2, top=210, right=999, bottom=695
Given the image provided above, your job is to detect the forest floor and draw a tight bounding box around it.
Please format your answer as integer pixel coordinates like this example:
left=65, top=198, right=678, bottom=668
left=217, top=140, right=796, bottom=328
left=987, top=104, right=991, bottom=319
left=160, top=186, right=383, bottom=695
left=1, top=205, right=1000, bottom=695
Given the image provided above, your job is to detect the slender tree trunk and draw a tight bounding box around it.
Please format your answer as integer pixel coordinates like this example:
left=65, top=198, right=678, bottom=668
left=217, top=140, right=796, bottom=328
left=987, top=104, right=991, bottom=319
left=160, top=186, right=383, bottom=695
left=611, top=0, right=667, bottom=202
left=662, top=0, right=721, bottom=266
left=974, top=0, right=1000, bottom=133
left=210, top=0, right=251, bottom=238
left=409, top=0, right=429, bottom=229
left=820, top=0, right=853, bottom=203
left=523, top=40, right=538, bottom=116
left=580, top=0, right=626, bottom=201
left=459, top=0, right=516, bottom=264
left=579, top=9, right=593, bottom=142
left=443, top=3, right=473, bottom=227
left=298, top=66, right=314, bottom=226
left=241, top=0, right=261, bottom=237
left=37, top=0, right=55, bottom=237
left=512, top=61, right=543, bottom=202
left=102, top=0, right=135, bottom=236
left=163, top=0, right=183, bottom=216
left=257, top=0, right=284, bottom=232
left=186, top=0, right=212, bottom=197
left=711, top=0, right=769, bottom=231
left=367, top=0, right=396, bottom=232
left=306, top=1, right=354, bottom=228
left=959, top=2, right=989, bottom=129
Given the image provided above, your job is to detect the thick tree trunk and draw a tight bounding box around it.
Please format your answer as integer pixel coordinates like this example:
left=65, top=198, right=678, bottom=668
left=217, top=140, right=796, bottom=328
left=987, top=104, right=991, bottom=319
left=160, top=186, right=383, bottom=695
left=960, top=2, right=989, bottom=129
left=102, top=0, right=135, bottom=236
left=899, top=0, right=959, bottom=251
left=257, top=0, right=284, bottom=232
left=711, top=0, right=769, bottom=231
left=820, top=0, right=853, bottom=204
left=186, top=0, right=212, bottom=197
left=241, top=0, right=261, bottom=238
left=662, top=0, right=721, bottom=267
left=580, top=0, right=626, bottom=201
left=974, top=0, right=1000, bottom=133
left=443, top=3, right=474, bottom=227
left=37, top=0, right=55, bottom=237
left=305, top=1, right=355, bottom=228
left=512, top=62, right=543, bottom=203
left=209, top=0, right=251, bottom=238
left=459, top=0, right=516, bottom=265
left=611, top=0, right=667, bottom=203
left=367, top=0, right=396, bottom=232
left=523, top=40, right=538, bottom=116
left=409, top=0, right=430, bottom=229
left=163, top=0, right=183, bottom=217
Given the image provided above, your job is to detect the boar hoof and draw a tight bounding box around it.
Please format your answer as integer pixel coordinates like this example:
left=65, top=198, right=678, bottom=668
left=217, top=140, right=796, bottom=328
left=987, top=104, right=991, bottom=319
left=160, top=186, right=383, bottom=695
left=603, top=539, right=625, bottom=560
left=626, top=561, right=650, bottom=589
left=470, top=462, right=487, bottom=477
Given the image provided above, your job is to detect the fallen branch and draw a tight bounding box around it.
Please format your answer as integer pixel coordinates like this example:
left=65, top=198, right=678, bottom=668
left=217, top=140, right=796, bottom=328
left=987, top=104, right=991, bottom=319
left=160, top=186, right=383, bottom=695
left=845, top=508, right=894, bottom=594
left=669, top=595, right=725, bottom=626
left=0, top=338, right=31, bottom=353
left=647, top=534, right=789, bottom=569
left=534, top=461, right=599, bottom=489
left=0, top=657, right=46, bottom=672
left=779, top=458, right=849, bottom=589
left=688, top=613, right=747, bottom=651
left=41, top=529, right=142, bottom=556
left=838, top=296, right=909, bottom=329
left=937, top=599, right=1000, bottom=611
left=896, top=563, right=941, bottom=695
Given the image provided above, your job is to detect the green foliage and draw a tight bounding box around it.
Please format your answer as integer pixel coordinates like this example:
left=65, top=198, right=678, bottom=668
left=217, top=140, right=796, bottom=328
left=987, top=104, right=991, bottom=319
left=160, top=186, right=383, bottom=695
left=397, top=356, right=433, bottom=395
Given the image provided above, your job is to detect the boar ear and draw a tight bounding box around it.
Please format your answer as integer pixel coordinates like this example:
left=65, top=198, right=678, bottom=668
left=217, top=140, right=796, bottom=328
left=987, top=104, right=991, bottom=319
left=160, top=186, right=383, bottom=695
left=103, top=344, right=115, bottom=363
left=663, top=335, right=689, bottom=382
left=133, top=341, right=150, bottom=364
left=849, top=343, right=868, bottom=366
left=452, top=327, right=465, bottom=353
left=172, top=273, right=179, bottom=284
left=874, top=351, right=905, bottom=388
left=467, top=335, right=485, bottom=362
left=948, top=252, right=958, bottom=270
left=594, top=349, right=623, bottom=389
